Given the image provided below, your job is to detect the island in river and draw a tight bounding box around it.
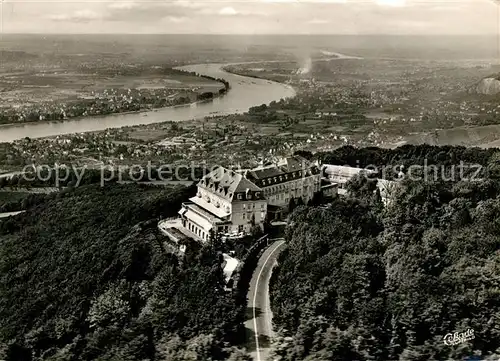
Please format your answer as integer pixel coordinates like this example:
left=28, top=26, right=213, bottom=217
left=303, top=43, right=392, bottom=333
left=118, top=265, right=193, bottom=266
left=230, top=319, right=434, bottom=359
left=0, top=67, right=228, bottom=126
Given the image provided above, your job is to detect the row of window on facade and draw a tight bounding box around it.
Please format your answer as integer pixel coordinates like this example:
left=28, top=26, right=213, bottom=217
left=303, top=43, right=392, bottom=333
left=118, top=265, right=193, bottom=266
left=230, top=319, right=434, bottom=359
left=268, top=193, right=315, bottom=203
left=260, top=171, right=309, bottom=186
left=186, top=221, right=209, bottom=241
left=263, top=180, right=319, bottom=194
left=241, top=211, right=266, bottom=220
left=202, top=194, right=231, bottom=211
left=235, top=191, right=262, bottom=200
left=267, top=184, right=321, bottom=195
left=217, top=224, right=244, bottom=233
left=204, top=182, right=263, bottom=201
left=217, top=225, right=230, bottom=233
left=242, top=203, right=266, bottom=210
left=268, top=193, right=293, bottom=202
left=269, top=196, right=289, bottom=204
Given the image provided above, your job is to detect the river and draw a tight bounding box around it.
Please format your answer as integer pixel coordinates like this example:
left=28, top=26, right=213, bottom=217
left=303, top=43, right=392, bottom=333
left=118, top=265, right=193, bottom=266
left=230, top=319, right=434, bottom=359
left=0, top=63, right=296, bottom=143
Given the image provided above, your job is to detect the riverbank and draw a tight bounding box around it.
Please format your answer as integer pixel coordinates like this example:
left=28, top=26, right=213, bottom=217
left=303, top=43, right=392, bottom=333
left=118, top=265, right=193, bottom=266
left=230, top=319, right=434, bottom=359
left=0, top=63, right=295, bottom=143
left=0, top=72, right=230, bottom=131
left=221, top=53, right=364, bottom=83
left=0, top=97, right=223, bottom=134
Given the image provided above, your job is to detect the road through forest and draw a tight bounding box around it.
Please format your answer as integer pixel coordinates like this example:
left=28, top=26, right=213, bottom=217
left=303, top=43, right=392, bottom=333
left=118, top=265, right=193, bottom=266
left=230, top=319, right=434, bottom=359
left=245, top=239, right=286, bottom=361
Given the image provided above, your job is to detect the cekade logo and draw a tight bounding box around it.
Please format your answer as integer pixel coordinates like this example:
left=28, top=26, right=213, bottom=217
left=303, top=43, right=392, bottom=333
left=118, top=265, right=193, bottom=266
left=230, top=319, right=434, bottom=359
left=443, top=328, right=475, bottom=346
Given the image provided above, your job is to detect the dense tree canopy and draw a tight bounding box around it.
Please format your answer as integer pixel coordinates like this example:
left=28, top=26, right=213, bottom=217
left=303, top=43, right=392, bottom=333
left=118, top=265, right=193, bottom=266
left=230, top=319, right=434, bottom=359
left=271, top=146, right=500, bottom=361
left=4, top=144, right=500, bottom=361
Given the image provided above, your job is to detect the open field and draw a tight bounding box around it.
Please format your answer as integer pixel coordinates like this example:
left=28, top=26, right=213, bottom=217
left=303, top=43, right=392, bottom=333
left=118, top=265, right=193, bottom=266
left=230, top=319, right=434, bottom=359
left=403, top=123, right=500, bottom=147
left=0, top=36, right=246, bottom=125
left=225, top=50, right=500, bottom=148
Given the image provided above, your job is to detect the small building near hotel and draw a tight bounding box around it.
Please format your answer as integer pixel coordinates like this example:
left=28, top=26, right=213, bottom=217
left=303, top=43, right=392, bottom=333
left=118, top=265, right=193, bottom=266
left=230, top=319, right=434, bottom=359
left=321, top=164, right=398, bottom=204
left=322, top=164, right=376, bottom=196
left=321, top=180, right=339, bottom=199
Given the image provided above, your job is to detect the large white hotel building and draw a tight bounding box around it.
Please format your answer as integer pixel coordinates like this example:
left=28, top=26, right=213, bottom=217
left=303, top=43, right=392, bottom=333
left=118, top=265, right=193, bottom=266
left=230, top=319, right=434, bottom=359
left=177, top=156, right=321, bottom=242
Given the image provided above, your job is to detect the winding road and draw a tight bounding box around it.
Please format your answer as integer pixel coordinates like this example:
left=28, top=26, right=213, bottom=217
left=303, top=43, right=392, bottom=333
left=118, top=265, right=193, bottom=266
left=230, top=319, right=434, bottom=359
left=245, top=239, right=286, bottom=361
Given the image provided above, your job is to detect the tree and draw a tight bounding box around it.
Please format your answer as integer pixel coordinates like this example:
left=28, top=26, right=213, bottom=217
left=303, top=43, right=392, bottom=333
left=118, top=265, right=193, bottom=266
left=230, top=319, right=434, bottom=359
left=87, top=282, right=131, bottom=331
left=0, top=184, right=246, bottom=361
left=487, top=151, right=500, bottom=179
left=296, top=197, right=305, bottom=207
left=346, top=173, right=377, bottom=201
left=226, top=348, right=252, bottom=361
left=250, top=224, right=263, bottom=238
left=270, top=161, right=500, bottom=361
left=293, top=150, right=313, bottom=160
left=310, top=192, right=324, bottom=206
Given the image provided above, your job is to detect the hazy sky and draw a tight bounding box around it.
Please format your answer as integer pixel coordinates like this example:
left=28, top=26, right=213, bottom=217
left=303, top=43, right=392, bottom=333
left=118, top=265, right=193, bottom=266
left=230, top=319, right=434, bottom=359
left=1, top=0, right=499, bottom=34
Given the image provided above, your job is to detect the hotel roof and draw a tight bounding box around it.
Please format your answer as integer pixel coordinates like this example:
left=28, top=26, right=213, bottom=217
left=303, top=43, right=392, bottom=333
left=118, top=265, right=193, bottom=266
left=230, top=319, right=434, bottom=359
left=199, top=166, right=262, bottom=201
left=247, top=166, right=284, bottom=180
left=323, top=165, right=377, bottom=179
left=188, top=197, right=231, bottom=220
left=246, top=156, right=312, bottom=181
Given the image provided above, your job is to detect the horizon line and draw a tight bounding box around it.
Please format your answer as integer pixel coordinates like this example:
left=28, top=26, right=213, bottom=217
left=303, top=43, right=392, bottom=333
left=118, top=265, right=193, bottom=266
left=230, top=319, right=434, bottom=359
left=2, top=32, right=500, bottom=36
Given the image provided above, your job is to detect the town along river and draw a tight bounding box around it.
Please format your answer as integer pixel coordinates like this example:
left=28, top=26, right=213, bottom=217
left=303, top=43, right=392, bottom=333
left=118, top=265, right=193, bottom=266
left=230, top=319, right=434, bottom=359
left=0, top=63, right=296, bottom=143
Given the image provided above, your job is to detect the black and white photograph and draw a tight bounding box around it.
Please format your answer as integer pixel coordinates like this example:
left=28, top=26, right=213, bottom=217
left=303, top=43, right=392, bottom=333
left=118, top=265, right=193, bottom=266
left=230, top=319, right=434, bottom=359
left=0, top=0, right=499, bottom=360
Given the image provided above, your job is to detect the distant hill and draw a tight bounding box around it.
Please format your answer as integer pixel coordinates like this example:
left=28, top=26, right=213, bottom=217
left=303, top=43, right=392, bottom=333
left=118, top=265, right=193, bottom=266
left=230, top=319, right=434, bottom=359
left=475, top=75, right=500, bottom=95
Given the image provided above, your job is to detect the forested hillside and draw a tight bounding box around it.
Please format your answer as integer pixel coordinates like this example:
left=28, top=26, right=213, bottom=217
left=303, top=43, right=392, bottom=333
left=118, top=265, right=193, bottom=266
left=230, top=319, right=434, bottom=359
left=0, top=183, right=250, bottom=361
left=271, top=147, right=500, bottom=361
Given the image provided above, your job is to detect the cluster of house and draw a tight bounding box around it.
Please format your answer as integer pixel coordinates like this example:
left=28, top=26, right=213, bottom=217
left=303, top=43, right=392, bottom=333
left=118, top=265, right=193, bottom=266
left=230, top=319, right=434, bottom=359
left=160, top=156, right=398, bottom=245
